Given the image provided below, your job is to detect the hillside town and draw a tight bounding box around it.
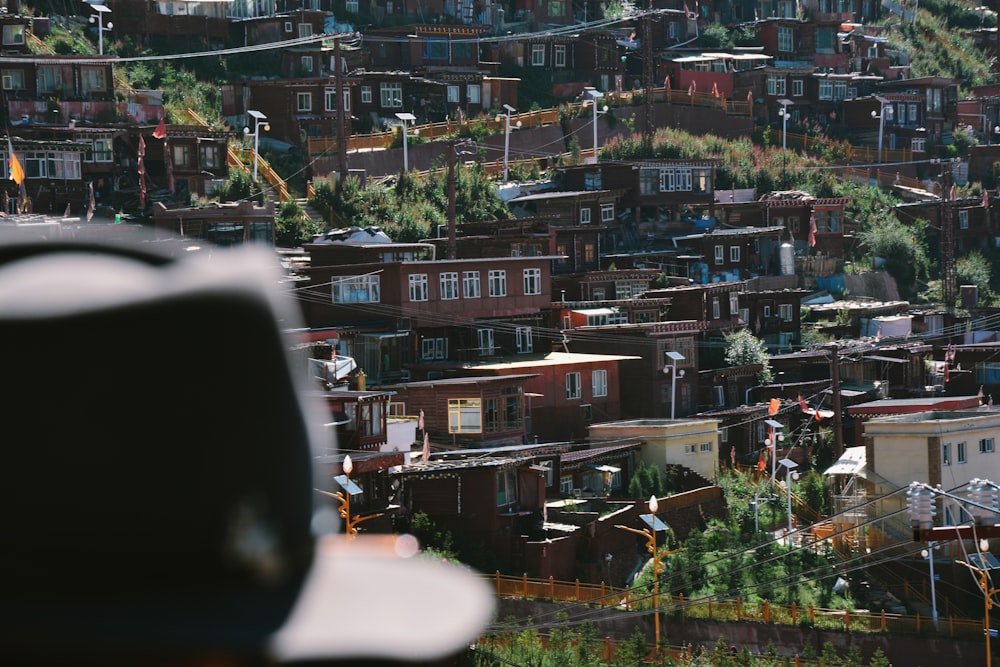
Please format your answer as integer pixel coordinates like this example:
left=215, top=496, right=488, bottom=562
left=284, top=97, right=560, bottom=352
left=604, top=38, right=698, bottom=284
left=6, top=0, right=1000, bottom=662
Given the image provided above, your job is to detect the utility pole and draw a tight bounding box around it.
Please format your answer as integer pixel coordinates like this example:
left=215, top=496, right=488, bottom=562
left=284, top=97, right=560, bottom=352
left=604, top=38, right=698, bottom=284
left=447, top=141, right=457, bottom=260
left=642, top=3, right=654, bottom=141
left=941, top=161, right=956, bottom=312
left=827, top=343, right=844, bottom=461
left=335, top=36, right=349, bottom=187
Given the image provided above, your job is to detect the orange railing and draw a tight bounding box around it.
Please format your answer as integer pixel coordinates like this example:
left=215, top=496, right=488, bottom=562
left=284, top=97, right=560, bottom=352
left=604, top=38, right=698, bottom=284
left=485, top=572, right=984, bottom=640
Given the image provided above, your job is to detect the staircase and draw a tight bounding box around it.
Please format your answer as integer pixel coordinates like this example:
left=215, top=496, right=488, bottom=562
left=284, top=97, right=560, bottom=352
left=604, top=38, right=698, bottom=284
left=296, top=197, right=327, bottom=226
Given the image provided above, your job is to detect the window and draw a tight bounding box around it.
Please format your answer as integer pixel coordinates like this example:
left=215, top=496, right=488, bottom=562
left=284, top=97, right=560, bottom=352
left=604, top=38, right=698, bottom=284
left=792, top=79, right=803, bottom=97
left=684, top=444, right=696, bottom=454
left=423, top=38, right=448, bottom=60
left=584, top=243, right=596, bottom=264
left=818, top=80, right=833, bottom=101
left=199, top=143, right=220, bottom=170
left=584, top=171, right=602, bottom=190
left=324, top=88, right=337, bottom=112
left=912, top=138, right=926, bottom=152
left=172, top=144, right=191, bottom=168
left=381, top=83, right=402, bottom=108
left=730, top=246, right=740, bottom=262
left=1, top=70, right=23, bottom=90
left=833, top=82, right=847, bottom=101
left=80, top=67, right=106, bottom=93
left=779, top=303, right=793, bottom=321
left=712, top=297, right=721, bottom=319
left=467, top=85, right=481, bottom=104
left=777, top=27, right=794, bottom=52
left=297, top=23, right=313, bottom=37
left=488, top=270, right=506, bottom=297
left=496, top=467, right=518, bottom=506
left=37, top=66, right=62, bottom=93
left=943, top=443, right=951, bottom=466
left=440, top=272, right=459, bottom=300
left=592, top=369, right=608, bottom=397
left=523, top=268, right=542, bottom=295
left=958, top=441, right=967, bottom=463
left=531, top=44, right=545, bottom=66
left=601, top=203, right=615, bottom=222
left=763, top=305, right=772, bottom=317
left=561, top=475, right=574, bottom=495
left=361, top=86, right=372, bottom=104
left=477, top=328, right=495, bottom=355
left=909, top=103, right=919, bottom=124
left=580, top=208, right=591, bottom=224
left=297, top=92, right=312, bottom=113
left=408, top=274, right=428, bottom=301
left=421, top=337, right=448, bottom=360
left=463, top=271, right=481, bottom=298
left=566, top=372, right=582, bottom=400
left=640, top=168, right=657, bottom=195
left=284, top=21, right=293, bottom=32
left=300, top=56, right=314, bottom=73
left=448, top=398, right=481, bottom=433
left=554, top=44, right=567, bottom=67
left=447, top=85, right=460, bottom=103
left=721, top=427, right=729, bottom=442
left=700, top=442, right=712, bottom=452
left=2, top=24, right=25, bottom=45
left=516, top=326, right=533, bottom=353
left=332, top=275, right=380, bottom=303
left=547, top=0, right=564, bottom=15
left=93, top=135, right=113, bottom=162
left=959, top=210, right=969, bottom=230
left=345, top=0, right=358, bottom=11
left=767, top=75, right=785, bottom=97
left=739, top=307, right=749, bottom=323
left=981, top=438, right=995, bottom=453
left=730, top=292, right=739, bottom=315
left=714, top=245, right=724, bottom=265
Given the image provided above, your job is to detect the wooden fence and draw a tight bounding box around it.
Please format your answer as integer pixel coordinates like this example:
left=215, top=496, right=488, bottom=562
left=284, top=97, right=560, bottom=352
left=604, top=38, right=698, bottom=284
left=487, top=572, right=985, bottom=641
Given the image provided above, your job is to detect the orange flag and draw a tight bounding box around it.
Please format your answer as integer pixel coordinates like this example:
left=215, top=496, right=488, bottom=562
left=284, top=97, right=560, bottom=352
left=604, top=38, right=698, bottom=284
left=7, top=137, right=24, bottom=185
left=768, top=398, right=780, bottom=416
left=757, top=449, right=767, bottom=472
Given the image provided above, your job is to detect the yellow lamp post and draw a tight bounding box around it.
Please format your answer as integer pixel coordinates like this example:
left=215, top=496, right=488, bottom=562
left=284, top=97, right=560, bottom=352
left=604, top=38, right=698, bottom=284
left=316, top=454, right=382, bottom=538
left=616, top=495, right=669, bottom=652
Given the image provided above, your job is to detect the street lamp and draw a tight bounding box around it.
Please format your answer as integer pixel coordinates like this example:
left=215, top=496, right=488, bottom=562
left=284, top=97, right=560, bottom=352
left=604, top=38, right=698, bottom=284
left=395, top=112, right=416, bottom=172
left=587, top=89, right=607, bottom=164
left=315, top=454, right=382, bottom=538
left=88, top=4, right=113, bottom=56
left=779, top=458, right=798, bottom=546
left=922, top=541, right=939, bottom=629
left=499, top=104, right=521, bottom=183
left=871, top=98, right=893, bottom=163
left=243, top=110, right=269, bottom=183
left=764, top=419, right=785, bottom=488
left=957, top=539, right=1000, bottom=667
left=615, top=495, right=671, bottom=654
left=664, top=350, right=686, bottom=419
left=778, top=99, right=792, bottom=185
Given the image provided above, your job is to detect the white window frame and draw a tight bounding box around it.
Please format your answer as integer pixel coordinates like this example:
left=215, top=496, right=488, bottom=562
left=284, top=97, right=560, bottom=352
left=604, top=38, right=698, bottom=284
left=332, top=275, right=381, bottom=303
left=381, top=83, right=403, bottom=108
left=488, top=270, right=507, bottom=297
left=580, top=208, right=591, bottom=224
left=792, top=79, right=803, bottom=97
left=447, top=85, right=460, bottom=103
left=463, top=270, right=481, bottom=298
left=440, top=272, right=459, bottom=300
left=958, top=441, right=967, bottom=463
left=300, top=55, right=314, bottom=73
left=408, top=273, right=429, bottom=301
left=297, top=23, right=313, bottom=37
left=477, top=328, right=495, bottom=355
left=516, top=326, right=533, bottom=353
left=467, top=84, right=481, bottom=104
left=712, top=297, right=721, bottom=319
left=730, top=246, right=740, bottom=262
left=779, top=303, right=793, bottom=321
left=981, top=438, right=995, bottom=453
left=554, top=44, right=567, bottom=67
left=714, top=245, right=724, bottom=265
left=361, top=86, right=373, bottom=104
left=592, top=369, right=608, bottom=397
left=943, top=443, right=951, bottom=466
left=523, top=268, right=542, bottom=295
left=959, top=209, right=969, bottom=229
left=448, top=398, right=481, bottom=434
left=566, top=372, right=582, bottom=400
left=778, top=27, right=793, bottom=52
left=730, top=292, right=739, bottom=314
left=601, top=203, right=615, bottom=222
left=531, top=44, right=546, bottom=66
left=297, top=92, right=312, bottom=113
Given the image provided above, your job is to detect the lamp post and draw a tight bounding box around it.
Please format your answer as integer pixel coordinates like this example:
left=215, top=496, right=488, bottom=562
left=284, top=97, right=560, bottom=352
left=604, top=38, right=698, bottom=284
left=88, top=4, right=113, bottom=56
left=871, top=98, right=893, bottom=163
left=615, top=496, right=671, bottom=654
left=243, top=110, right=269, bottom=183
left=922, top=541, right=939, bottom=629
left=957, top=539, right=999, bottom=667
left=500, top=104, right=521, bottom=183
left=779, top=458, right=798, bottom=546
left=588, top=89, right=607, bottom=164
left=778, top=99, right=792, bottom=186
left=764, top=419, right=785, bottom=488
left=664, top=350, right=686, bottom=419
left=395, top=112, right=416, bottom=172
left=315, top=454, right=383, bottom=538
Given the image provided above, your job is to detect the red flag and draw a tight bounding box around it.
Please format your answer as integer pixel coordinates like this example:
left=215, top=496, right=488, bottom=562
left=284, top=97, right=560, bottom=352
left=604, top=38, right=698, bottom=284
left=808, top=213, right=817, bottom=247
left=950, top=184, right=956, bottom=201
left=730, top=445, right=736, bottom=467
left=757, top=449, right=767, bottom=472
left=422, top=431, right=430, bottom=464
left=712, top=82, right=720, bottom=98
left=798, top=394, right=809, bottom=414
left=984, top=189, right=989, bottom=209
left=86, top=181, right=95, bottom=222
left=418, top=409, right=425, bottom=431
left=153, top=117, right=167, bottom=140
left=664, top=75, right=670, bottom=89
left=63, top=202, right=71, bottom=218
left=747, top=89, right=753, bottom=104
left=688, top=80, right=696, bottom=96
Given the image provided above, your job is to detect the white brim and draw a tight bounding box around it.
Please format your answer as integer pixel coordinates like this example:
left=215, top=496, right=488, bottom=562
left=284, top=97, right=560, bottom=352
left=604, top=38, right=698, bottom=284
left=270, top=535, right=495, bottom=662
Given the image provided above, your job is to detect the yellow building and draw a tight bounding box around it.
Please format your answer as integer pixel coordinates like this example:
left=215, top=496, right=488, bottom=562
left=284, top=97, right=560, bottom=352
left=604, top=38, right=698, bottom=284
left=587, top=418, right=721, bottom=481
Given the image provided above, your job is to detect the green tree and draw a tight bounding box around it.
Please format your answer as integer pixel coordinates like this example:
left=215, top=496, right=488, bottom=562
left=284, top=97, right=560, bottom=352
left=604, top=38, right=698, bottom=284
left=724, top=328, right=773, bottom=384
left=956, top=250, right=996, bottom=305
left=274, top=200, right=321, bottom=248
left=858, top=217, right=931, bottom=301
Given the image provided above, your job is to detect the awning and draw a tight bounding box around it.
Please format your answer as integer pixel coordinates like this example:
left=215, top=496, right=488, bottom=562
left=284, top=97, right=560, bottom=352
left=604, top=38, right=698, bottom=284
left=360, top=332, right=410, bottom=339
left=572, top=308, right=617, bottom=316
left=589, top=464, right=621, bottom=473
left=865, top=355, right=908, bottom=364
left=310, top=355, right=357, bottom=382
left=824, top=446, right=866, bottom=476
